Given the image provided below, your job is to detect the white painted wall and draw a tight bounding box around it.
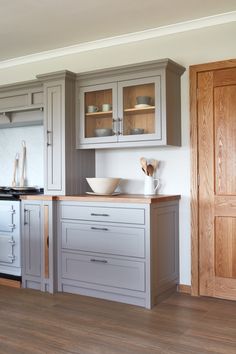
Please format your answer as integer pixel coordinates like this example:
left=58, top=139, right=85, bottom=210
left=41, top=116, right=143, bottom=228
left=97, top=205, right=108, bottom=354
left=0, top=125, right=44, bottom=187
left=0, top=22, right=235, bottom=285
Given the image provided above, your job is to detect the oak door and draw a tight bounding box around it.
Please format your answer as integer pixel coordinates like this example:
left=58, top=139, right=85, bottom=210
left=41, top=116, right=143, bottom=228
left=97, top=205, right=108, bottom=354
left=198, top=67, right=236, bottom=300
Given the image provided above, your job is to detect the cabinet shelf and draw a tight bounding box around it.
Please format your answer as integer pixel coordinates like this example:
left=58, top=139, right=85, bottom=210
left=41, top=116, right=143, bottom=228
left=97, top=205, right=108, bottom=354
left=124, top=106, right=155, bottom=115
left=0, top=105, right=44, bottom=115
left=85, top=111, right=112, bottom=118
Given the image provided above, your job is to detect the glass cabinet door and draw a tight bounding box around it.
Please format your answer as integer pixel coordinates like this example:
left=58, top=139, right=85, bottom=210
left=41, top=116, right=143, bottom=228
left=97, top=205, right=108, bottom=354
left=79, top=83, right=118, bottom=144
left=117, top=77, right=161, bottom=142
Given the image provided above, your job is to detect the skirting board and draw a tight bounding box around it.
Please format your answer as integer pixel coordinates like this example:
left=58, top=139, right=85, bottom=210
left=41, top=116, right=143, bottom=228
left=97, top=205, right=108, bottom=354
left=178, top=284, right=191, bottom=294
left=0, top=278, right=21, bottom=288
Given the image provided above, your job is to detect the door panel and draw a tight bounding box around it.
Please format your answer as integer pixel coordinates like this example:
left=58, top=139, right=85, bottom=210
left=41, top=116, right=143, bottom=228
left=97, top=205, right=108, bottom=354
left=23, top=204, right=41, bottom=277
left=198, top=67, right=236, bottom=300
left=215, top=85, right=236, bottom=195
left=117, top=76, right=161, bottom=142
left=215, top=217, right=236, bottom=279
left=45, top=84, right=62, bottom=191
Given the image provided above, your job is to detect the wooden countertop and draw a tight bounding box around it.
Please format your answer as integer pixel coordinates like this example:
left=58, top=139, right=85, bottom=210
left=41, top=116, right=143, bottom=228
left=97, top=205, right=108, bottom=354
left=20, top=195, right=56, bottom=201
left=20, top=194, right=180, bottom=204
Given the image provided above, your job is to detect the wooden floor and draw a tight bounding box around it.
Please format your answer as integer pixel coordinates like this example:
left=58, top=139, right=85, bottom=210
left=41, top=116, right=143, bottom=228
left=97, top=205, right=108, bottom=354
left=0, top=286, right=236, bottom=354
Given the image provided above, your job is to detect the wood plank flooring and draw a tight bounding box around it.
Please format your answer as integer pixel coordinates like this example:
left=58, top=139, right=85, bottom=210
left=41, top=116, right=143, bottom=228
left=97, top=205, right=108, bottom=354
left=0, top=286, right=236, bottom=354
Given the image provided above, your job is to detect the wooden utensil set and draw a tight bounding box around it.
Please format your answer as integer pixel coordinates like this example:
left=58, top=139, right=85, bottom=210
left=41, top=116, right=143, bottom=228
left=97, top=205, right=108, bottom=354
left=140, top=157, right=158, bottom=176
left=12, top=140, right=26, bottom=187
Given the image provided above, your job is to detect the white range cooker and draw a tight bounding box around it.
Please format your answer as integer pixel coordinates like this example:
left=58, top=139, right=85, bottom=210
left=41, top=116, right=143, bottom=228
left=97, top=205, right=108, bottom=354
left=0, top=187, right=42, bottom=278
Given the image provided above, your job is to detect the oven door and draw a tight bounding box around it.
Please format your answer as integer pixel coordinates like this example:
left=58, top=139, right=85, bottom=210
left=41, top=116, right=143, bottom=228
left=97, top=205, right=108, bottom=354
left=0, top=205, right=15, bottom=233
left=0, top=201, right=21, bottom=275
left=0, top=235, right=15, bottom=263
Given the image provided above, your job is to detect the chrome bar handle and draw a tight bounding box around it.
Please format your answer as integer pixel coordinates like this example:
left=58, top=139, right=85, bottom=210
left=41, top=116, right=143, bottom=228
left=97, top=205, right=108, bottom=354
left=112, top=118, right=117, bottom=135
left=91, top=227, right=108, bottom=231
left=90, top=258, right=108, bottom=264
left=47, top=130, right=53, bottom=146
left=117, top=118, right=123, bottom=135
left=24, top=208, right=29, bottom=225
left=8, top=255, right=15, bottom=262
left=91, top=213, right=109, bottom=217
left=8, top=239, right=15, bottom=245
left=8, top=224, right=15, bottom=231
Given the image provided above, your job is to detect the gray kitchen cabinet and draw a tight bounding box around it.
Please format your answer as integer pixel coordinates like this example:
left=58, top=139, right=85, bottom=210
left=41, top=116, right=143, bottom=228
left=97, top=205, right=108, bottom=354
left=37, top=71, right=95, bottom=195
left=76, top=59, right=185, bottom=149
left=21, top=199, right=56, bottom=293
left=57, top=198, right=179, bottom=309
left=0, top=80, right=44, bottom=128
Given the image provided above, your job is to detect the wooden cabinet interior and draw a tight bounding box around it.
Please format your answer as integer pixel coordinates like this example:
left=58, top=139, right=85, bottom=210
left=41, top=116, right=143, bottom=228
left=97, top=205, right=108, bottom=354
left=122, top=83, right=155, bottom=135
left=85, top=89, right=112, bottom=111
left=84, top=89, right=113, bottom=138
left=123, top=83, right=154, bottom=108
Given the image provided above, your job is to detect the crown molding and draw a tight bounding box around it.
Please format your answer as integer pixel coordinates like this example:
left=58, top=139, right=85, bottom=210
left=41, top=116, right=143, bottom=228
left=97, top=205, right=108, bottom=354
left=0, top=11, right=235, bottom=69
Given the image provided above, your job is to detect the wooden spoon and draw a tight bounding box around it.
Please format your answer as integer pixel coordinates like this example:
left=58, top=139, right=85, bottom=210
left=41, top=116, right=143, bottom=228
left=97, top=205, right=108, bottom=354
left=140, top=157, right=147, bottom=175
left=147, top=164, right=154, bottom=176
left=151, top=159, right=158, bottom=171
left=12, top=153, right=19, bottom=187
left=20, top=140, right=26, bottom=187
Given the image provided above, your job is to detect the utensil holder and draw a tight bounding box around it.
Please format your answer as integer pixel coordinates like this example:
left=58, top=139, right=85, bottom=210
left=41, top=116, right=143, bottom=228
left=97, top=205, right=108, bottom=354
left=144, top=175, right=160, bottom=195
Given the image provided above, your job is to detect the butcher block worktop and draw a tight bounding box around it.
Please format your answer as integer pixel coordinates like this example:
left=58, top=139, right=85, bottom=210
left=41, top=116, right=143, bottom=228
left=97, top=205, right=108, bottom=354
left=20, top=194, right=180, bottom=204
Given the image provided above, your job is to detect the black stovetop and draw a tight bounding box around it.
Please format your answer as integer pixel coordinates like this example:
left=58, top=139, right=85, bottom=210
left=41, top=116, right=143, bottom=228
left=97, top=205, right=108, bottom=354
left=0, top=187, right=44, bottom=200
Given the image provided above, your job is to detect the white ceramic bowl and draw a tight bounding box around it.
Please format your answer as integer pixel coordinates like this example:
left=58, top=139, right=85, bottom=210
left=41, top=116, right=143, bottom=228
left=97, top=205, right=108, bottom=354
left=94, top=128, right=113, bottom=137
left=86, top=177, right=121, bottom=194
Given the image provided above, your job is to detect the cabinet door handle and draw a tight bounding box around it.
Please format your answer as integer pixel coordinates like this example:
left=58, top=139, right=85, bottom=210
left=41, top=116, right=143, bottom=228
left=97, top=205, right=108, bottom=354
left=47, top=130, right=53, bottom=146
left=91, top=213, right=109, bottom=217
left=90, top=258, right=108, bottom=264
left=91, top=226, right=108, bottom=231
left=117, top=118, right=123, bottom=136
left=112, top=118, right=117, bottom=135
left=24, top=209, right=29, bottom=225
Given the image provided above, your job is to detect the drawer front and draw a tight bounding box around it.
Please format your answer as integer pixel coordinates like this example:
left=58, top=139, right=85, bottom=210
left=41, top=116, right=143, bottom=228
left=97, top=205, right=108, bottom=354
left=61, top=222, right=145, bottom=258
left=61, top=205, right=145, bottom=225
left=61, top=252, right=145, bottom=291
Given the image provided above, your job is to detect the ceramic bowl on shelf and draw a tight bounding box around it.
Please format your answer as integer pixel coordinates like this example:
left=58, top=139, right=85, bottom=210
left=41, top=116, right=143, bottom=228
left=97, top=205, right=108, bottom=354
left=130, top=128, right=144, bottom=135
left=136, top=96, right=151, bottom=105
left=94, top=128, right=113, bottom=137
left=86, top=177, right=121, bottom=195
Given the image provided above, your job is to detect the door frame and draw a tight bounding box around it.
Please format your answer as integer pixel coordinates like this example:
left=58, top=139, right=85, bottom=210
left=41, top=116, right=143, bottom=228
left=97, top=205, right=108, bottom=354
left=190, top=59, right=236, bottom=296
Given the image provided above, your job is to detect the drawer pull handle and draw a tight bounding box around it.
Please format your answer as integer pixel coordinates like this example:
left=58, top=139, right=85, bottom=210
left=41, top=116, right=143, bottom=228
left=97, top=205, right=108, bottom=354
left=91, top=227, right=108, bottom=231
left=90, top=258, right=108, bottom=264
left=91, top=213, right=109, bottom=217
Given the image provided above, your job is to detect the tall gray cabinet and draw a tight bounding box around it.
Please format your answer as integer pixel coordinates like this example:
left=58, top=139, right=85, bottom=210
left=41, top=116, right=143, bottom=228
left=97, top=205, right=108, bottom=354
left=37, top=71, right=95, bottom=195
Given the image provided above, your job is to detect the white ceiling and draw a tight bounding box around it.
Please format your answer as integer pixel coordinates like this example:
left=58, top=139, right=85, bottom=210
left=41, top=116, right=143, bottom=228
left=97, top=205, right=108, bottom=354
left=0, top=0, right=236, bottom=62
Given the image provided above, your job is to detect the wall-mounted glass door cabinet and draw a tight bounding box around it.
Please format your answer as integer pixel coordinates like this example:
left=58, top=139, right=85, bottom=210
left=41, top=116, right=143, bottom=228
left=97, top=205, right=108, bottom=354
left=77, top=59, right=185, bottom=149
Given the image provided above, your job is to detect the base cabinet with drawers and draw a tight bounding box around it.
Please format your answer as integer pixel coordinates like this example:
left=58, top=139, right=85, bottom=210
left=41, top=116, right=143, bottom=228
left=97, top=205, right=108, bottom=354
left=57, top=198, right=179, bottom=308
left=21, top=199, right=56, bottom=293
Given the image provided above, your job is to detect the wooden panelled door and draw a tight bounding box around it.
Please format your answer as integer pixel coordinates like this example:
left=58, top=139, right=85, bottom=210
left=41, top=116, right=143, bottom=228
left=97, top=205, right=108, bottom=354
left=197, top=65, right=236, bottom=300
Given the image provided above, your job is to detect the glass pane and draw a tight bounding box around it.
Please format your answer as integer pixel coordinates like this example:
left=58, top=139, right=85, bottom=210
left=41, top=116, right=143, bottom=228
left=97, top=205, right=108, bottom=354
left=84, top=89, right=113, bottom=138
left=123, top=83, right=155, bottom=136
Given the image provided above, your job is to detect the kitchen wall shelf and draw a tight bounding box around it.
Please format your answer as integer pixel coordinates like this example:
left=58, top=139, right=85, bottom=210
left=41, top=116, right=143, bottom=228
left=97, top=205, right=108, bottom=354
left=85, top=110, right=113, bottom=117
left=124, top=106, right=155, bottom=114
left=76, top=59, right=185, bottom=149
left=0, top=105, right=43, bottom=114
left=0, top=80, right=44, bottom=128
